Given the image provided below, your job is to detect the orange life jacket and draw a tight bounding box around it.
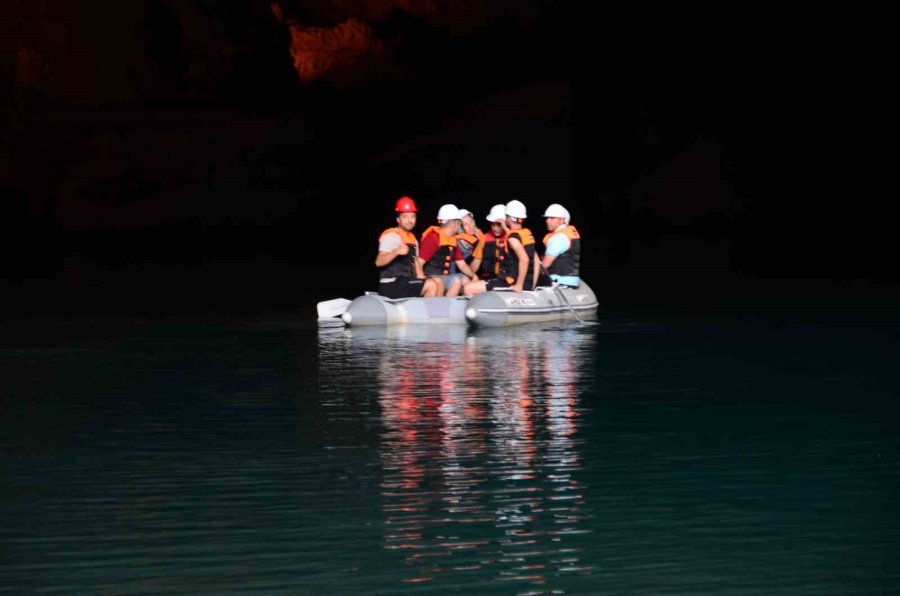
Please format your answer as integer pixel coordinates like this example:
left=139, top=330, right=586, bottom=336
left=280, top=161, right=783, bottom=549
left=378, top=227, right=418, bottom=280
left=421, top=225, right=459, bottom=276
left=542, top=225, right=581, bottom=277
left=455, top=231, right=480, bottom=265
left=499, top=227, right=536, bottom=283
left=480, top=230, right=507, bottom=280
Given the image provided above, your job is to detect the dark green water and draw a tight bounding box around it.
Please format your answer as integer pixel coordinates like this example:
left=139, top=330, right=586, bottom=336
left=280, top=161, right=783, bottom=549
left=2, top=309, right=898, bottom=594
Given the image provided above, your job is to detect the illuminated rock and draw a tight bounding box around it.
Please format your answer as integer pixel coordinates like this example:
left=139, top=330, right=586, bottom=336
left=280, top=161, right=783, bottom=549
left=289, top=18, right=385, bottom=85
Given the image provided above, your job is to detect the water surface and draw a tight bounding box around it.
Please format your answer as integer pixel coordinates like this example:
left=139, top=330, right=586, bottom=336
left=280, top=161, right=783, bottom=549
left=2, top=309, right=897, bottom=593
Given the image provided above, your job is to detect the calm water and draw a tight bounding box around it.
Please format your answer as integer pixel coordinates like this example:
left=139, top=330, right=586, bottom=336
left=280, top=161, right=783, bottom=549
left=2, top=308, right=898, bottom=594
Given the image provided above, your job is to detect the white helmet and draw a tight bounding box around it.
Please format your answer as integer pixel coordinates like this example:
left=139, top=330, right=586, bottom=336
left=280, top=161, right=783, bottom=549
left=485, top=204, right=506, bottom=222
left=457, top=208, right=474, bottom=220
left=542, top=203, right=570, bottom=224
left=436, top=204, right=461, bottom=223
left=505, top=199, right=527, bottom=219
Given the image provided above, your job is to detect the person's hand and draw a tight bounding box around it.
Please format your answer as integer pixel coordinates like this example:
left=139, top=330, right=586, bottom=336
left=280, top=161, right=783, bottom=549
left=395, top=243, right=409, bottom=256
left=512, top=283, right=524, bottom=293
left=469, top=274, right=479, bottom=282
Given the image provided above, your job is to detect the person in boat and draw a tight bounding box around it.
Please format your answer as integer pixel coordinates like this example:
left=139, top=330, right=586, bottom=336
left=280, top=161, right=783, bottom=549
left=456, top=208, right=485, bottom=276
left=419, top=204, right=479, bottom=297
left=375, top=196, right=443, bottom=299
left=478, top=203, right=508, bottom=281
left=541, top=203, right=581, bottom=288
left=463, top=200, right=548, bottom=296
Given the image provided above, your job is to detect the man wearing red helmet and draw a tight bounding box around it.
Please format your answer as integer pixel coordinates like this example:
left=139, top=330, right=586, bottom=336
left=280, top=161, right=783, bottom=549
left=375, top=197, right=443, bottom=299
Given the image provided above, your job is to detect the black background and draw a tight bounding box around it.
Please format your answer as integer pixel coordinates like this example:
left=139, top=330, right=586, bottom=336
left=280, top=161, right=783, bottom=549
left=3, top=3, right=892, bottom=316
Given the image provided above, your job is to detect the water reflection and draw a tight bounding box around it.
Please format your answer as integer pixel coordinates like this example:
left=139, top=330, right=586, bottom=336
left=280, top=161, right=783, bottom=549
left=317, top=322, right=597, bottom=589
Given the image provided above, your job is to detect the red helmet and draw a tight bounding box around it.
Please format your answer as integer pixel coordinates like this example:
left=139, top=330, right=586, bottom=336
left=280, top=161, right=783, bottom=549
left=395, top=196, right=417, bottom=213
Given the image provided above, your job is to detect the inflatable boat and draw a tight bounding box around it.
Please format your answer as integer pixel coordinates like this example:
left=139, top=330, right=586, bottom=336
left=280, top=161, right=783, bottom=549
left=465, top=282, right=599, bottom=328
left=331, top=281, right=599, bottom=327
left=340, top=294, right=469, bottom=326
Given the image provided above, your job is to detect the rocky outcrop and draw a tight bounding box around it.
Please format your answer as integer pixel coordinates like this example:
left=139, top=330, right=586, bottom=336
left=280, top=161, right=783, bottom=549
left=6, top=0, right=555, bottom=104
left=282, top=0, right=549, bottom=85
left=5, top=0, right=563, bottom=240
left=288, top=18, right=388, bottom=85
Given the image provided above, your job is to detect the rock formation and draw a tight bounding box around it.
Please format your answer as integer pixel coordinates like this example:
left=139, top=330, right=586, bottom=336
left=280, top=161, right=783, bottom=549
left=288, top=18, right=387, bottom=85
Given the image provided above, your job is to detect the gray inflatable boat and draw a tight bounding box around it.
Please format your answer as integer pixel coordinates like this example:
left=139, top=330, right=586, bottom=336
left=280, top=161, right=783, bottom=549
left=341, top=294, right=469, bottom=326
left=464, top=282, right=599, bottom=328
left=340, top=281, right=599, bottom=327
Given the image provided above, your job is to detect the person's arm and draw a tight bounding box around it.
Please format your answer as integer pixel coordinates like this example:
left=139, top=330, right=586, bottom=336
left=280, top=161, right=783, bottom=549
left=374, top=234, right=406, bottom=267
left=419, top=233, right=438, bottom=264
left=417, top=234, right=443, bottom=280
left=455, top=259, right=477, bottom=280
left=541, top=233, right=569, bottom=269
left=532, top=255, right=541, bottom=288
left=452, top=245, right=477, bottom=280
left=375, top=244, right=408, bottom=267
left=509, top=237, right=529, bottom=292
left=469, top=237, right=484, bottom=274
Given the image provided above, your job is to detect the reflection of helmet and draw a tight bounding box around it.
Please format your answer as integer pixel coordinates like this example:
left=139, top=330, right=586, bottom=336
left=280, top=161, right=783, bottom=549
left=542, top=203, right=570, bottom=224
left=437, top=204, right=461, bottom=222
left=486, top=204, right=506, bottom=222
left=505, top=200, right=527, bottom=219
left=395, top=196, right=417, bottom=213
left=458, top=208, right=473, bottom=220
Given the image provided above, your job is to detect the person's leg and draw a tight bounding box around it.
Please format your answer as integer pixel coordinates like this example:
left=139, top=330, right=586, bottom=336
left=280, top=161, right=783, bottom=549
left=445, top=274, right=463, bottom=297
left=378, top=279, right=403, bottom=299
left=485, top=278, right=512, bottom=291
left=381, top=278, right=424, bottom=299
left=421, top=277, right=440, bottom=297
left=464, top=279, right=488, bottom=297
left=401, top=279, right=427, bottom=298
left=436, top=275, right=455, bottom=296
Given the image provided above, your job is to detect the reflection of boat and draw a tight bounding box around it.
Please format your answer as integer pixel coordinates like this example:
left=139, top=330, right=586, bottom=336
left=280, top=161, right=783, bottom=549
left=323, top=320, right=592, bottom=346
left=343, top=322, right=469, bottom=344
left=315, top=317, right=596, bottom=585
left=340, top=282, right=599, bottom=328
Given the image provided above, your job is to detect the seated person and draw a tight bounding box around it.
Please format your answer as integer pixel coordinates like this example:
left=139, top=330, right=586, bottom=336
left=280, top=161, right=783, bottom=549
left=375, top=196, right=442, bottom=298
left=541, top=203, right=581, bottom=287
left=419, top=204, right=479, bottom=297
left=478, top=204, right=508, bottom=281
left=456, top=208, right=485, bottom=275
left=464, top=200, right=548, bottom=296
